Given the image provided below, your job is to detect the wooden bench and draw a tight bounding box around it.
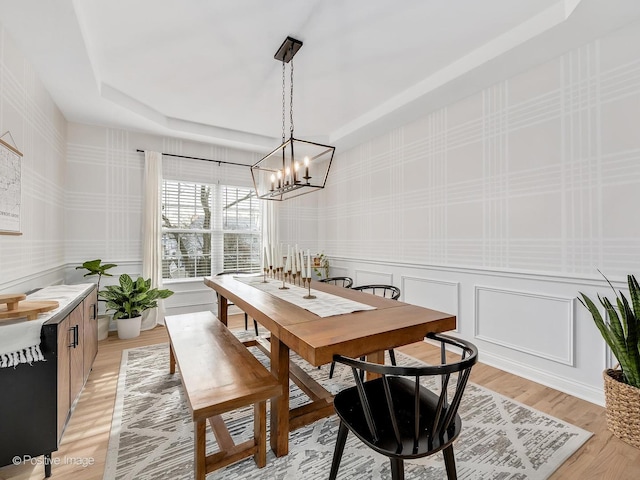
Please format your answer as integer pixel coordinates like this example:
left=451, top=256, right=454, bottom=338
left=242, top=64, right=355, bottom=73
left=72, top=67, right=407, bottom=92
left=165, top=311, right=281, bottom=479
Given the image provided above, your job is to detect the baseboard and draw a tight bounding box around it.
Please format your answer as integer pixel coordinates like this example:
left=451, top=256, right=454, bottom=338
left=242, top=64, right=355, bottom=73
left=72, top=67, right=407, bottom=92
left=478, top=349, right=605, bottom=406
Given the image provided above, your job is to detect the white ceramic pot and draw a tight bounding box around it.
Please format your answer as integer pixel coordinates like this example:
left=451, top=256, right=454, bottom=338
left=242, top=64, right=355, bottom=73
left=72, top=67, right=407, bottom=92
left=97, top=314, right=111, bottom=341
left=116, top=315, right=142, bottom=339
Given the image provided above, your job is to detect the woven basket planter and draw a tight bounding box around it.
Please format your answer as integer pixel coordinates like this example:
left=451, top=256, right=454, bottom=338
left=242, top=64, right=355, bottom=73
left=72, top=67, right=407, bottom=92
left=603, top=369, right=640, bottom=449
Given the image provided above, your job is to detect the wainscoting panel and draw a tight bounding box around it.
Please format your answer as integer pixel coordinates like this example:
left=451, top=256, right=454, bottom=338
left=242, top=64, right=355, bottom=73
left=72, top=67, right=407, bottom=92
left=475, top=286, right=575, bottom=366
left=328, top=256, right=608, bottom=405
left=354, top=269, right=393, bottom=288
left=328, top=266, right=350, bottom=278
left=402, top=276, right=459, bottom=332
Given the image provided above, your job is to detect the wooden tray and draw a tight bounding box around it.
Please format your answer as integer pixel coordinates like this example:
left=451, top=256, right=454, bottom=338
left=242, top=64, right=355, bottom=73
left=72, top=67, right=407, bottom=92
left=0, top=293, right=27, bottom=311
left=0, top=300, right=59, bottom=321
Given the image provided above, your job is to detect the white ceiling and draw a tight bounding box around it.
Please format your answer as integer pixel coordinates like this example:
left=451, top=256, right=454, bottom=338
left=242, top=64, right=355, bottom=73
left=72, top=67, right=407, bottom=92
left=0, top=0, right=639, bottom=153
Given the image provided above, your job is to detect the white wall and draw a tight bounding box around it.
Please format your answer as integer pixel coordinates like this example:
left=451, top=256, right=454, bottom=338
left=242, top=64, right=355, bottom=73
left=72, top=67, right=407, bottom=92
left=2, top=13, right=638, bottom=405
left=279, top=20, right=640, bottom=405
left=0, top=25, right=68, bottom=294
left=63, top=123, right=260, bottom=316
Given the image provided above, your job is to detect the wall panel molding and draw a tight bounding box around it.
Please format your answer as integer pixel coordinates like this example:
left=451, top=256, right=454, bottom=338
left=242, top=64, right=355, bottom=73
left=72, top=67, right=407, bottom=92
left=330, top=255, right=627, bottom=289
left=401, top=275, right=460, bottom=332
left=474, top=285, right=575, bottom=366
left=354, top=269, right=393, bottom=287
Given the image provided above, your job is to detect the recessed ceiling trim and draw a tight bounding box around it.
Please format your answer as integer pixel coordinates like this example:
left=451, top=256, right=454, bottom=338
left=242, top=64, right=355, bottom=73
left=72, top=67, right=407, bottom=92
left=100, top=83, right=277, bottom=152
left=329, top=0, right=582, bottom=145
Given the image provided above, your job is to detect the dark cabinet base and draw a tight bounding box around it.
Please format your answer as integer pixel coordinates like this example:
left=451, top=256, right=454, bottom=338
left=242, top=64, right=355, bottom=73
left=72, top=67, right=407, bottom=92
left=0, top=326, right=57, bottom=471
left=0, top=286, right=96, bottom=477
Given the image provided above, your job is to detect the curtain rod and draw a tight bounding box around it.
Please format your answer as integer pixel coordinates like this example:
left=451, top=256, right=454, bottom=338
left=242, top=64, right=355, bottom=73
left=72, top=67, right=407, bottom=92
left=136, top=149, right=251, bottom=168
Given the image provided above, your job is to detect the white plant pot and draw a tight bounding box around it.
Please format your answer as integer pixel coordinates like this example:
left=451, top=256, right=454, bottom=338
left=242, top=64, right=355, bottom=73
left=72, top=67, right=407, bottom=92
left=117, top=315, right=142, bottom=339
left=97, top=314, right=111, bottom=341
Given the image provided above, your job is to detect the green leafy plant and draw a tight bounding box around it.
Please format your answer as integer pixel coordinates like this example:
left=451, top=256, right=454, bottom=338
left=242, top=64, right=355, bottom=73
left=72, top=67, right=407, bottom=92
left=579, top=274, right=640, bottom=389
left=75, top=259, right=117, bottom=294
left=100, top=274, right=174, bottom=320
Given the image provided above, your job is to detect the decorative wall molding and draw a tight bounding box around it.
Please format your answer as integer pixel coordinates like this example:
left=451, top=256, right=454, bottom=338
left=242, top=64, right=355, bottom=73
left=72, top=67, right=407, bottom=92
left=329, top=265, right=350, bottom=277
left=474, top=285, right=575, bottom=366
left=354, top=269, right=393, bottom=287
left=401, top=275, right=460, bottom=332
left=331, top=255, right=627, bottom=289
left=0, top=265, right=66, bottom=293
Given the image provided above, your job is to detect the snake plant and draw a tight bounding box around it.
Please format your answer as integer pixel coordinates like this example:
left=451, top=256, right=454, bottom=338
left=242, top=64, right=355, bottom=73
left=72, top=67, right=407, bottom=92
left=579, top=274, right=640, bottom=389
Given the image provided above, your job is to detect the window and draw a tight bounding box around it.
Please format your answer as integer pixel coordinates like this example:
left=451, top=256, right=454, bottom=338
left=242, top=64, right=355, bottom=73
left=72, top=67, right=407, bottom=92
left=161, top=181, right=261, bottom=279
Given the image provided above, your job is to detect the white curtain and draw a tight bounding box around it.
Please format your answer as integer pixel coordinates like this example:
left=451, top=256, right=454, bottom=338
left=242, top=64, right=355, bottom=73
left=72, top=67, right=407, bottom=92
left=142, top=151, right=165, bottom=329
left=262, top=200, right=278, bottom=263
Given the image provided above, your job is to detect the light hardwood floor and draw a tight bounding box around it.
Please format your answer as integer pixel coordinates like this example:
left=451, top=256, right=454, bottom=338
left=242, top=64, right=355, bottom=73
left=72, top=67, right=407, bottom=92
left=1, top=315, right=639, bottom=479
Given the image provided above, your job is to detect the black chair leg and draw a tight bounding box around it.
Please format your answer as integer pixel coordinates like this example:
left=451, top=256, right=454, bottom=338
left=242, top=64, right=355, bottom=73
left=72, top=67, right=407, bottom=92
left=253, top=319, right=259, bottom=336
left=244, top=313, right=248, bottom=330
left=442, top=445, right=457, bottom=480
left=388, top=348, right=397, bottom=366
left=329, top=361, right=336, bottom=379
left=329, top=421, right=349, bottom=480
left=390, top=458, right=405, bottom=480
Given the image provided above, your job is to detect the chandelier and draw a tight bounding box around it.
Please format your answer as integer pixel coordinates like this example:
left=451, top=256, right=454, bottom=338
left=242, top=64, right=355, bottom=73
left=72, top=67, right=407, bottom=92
left=251, top=37, right=335, bottom=201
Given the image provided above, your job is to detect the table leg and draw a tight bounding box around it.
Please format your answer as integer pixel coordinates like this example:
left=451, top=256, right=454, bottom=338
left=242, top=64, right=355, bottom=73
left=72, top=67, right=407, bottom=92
left=366, top=350, right=385, bottom=381
left=270, top=335, right=290, bottom=456
left=217, top=293, right=228, bottom=326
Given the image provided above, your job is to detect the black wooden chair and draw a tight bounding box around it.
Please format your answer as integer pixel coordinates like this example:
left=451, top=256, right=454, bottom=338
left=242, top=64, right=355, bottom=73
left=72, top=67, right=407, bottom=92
left=351, top=284, right=401, bottom=300
left=319, top=276, right=354, bottom=288
left=215, top=272, right=259, bottom=335
left=328, top=284, right=401, bottom=379
left=329, top=333, right=478, bottom=480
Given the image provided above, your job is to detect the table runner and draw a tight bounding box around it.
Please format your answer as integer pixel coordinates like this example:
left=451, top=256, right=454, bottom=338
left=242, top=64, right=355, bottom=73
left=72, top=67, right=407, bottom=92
left=235, top=276, right=376, bottom=317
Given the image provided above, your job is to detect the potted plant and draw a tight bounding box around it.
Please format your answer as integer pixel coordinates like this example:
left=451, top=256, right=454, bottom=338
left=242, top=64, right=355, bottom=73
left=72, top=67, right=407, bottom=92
left=579, top=274, right=640, bottom=448
left=76, top=259, right=117, bottom=340
left=100, top=274, right=174, bottom=339
left=312, top=253, right=330, bottom=279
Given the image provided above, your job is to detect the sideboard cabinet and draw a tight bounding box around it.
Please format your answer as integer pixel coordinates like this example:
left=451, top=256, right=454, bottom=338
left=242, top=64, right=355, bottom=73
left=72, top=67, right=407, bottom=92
left=0, top=285, right=97, bottom=477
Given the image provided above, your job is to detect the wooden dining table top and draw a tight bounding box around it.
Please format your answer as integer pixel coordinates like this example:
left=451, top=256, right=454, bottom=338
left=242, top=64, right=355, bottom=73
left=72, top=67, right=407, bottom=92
left=204, top=275, right=456, bottom=366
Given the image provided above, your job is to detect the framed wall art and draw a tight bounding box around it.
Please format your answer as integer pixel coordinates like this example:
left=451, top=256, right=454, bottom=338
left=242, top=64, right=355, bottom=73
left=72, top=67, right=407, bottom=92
left=0, top=134, right=23, bottom=235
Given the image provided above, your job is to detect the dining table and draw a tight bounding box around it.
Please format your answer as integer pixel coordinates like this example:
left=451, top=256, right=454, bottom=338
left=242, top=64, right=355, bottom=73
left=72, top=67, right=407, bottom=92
left=203, top=275, right=456, bottom=457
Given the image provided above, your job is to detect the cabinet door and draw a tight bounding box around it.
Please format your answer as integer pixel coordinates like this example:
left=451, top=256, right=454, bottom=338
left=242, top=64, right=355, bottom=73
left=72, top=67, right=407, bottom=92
left=56, top=316, right=71, bottom=441
left=83, top=288, right=98, bottom=381
left=69, top=307, right=84, bottom=404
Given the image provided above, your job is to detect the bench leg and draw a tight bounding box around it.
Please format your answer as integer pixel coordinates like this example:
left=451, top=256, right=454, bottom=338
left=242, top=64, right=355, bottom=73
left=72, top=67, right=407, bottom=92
left=195, top=419, right=206, bottom=480
left=169, top=345, right=176, bottom=374
left=254, top=400, right=267, bottom=467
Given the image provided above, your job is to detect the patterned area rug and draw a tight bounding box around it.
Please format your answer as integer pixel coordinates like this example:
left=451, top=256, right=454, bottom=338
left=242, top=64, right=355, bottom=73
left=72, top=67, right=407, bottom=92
left=104, top=338, right=591, bottom=480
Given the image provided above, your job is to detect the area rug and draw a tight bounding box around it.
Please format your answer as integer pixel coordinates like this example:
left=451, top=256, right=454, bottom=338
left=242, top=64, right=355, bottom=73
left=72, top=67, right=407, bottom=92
left=104, top=338, right=592, bottom=480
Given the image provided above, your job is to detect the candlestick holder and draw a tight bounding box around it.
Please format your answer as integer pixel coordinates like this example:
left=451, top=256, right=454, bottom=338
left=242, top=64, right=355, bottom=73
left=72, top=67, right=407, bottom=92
left=303, top=277, right=316, bottom=299
left=263, top=268, right=268, bottom=283
left=279, top=272, right=289, bottom=290
left=292, top=272, right=297, bottom=286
